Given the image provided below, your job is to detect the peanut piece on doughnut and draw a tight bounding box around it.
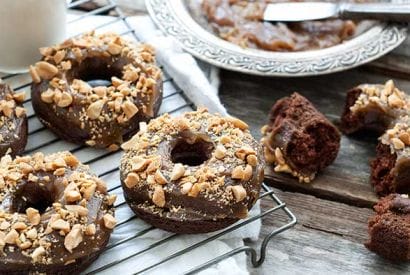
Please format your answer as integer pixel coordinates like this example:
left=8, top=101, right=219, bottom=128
left=51, top=219, right=70, bottom=232
left=154, top=170, right=168, bottom=185
left=246, top=154, right=258, bottom=166
left=65, top=205, right=89, bottom=217
left=170, top=164, right=185, bottom=181
left=108, top=43, right=122, bottom=55
left=40, top=89, right=55, bottom=104
left=125, top=172, right=139, bottom=188
left=106, top=194, right=117, bottom=206
left=65, top=190, right=82, bottom=203
left=231, top=165, right=253, bottom=181
left=131, top=156, right=150, bottom=172
left=13, top=92, right=26, bottom=102
left=26, top=208, right=41, bottom=225
left=64, top=224, right=83, bottom=253
left=53, top=50, right=66, bottom=64
left=35, top=61, right=58, bottom=80
left=214, top=145, right=227, bottom=160
left=87, top=100, right=105, bottom=120
left=181, top=182, right=193, bottom=195
left=122, top=100, right=139, bottom=119
left=29, top=65, right=41, bottom=83
left=15, top=107, right=26, bottom=118
left=12, top=222, right=27, bottom=231
left=57, top=92, right=73, bottom=108
left=227, top=117, right=249, bottom=130
left=82, top=183, right=96, bottom=200
left=4, top=229, right=19, bottom=244
left=399, top=132, right=410, bottom=145
left=235, top=146, right=256, bottom=160
left=103, top=214, right=116, bottom=229
left=31, top=246, right=46, bottom=262
left=63, top=154, right=79, bottom=167
left=85, top=224, right=96, bottom=236
left=392, top=137, right=405, bottom=150
left=152, top=185, right=165, bottom=207
left=26, top=228, right=38, bottom=240
left=229, top=185, right=247, bottom=202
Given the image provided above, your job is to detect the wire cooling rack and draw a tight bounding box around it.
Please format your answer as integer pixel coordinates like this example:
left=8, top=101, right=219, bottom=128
left=0, top=1, right=297, bottom=274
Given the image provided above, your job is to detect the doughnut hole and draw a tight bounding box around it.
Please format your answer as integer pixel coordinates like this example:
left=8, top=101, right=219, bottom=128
left=67, top=56, right=129, bottom=87
left=171, top=136, right=215, bottom=166
left=11, top=181, right=58, bottom=214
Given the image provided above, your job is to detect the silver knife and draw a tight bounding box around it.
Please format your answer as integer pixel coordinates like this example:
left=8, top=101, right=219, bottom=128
left=263, top=2, right=410, bottom=22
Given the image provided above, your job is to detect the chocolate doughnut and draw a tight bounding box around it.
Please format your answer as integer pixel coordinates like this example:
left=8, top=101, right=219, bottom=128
left=120, top=109, right=264, bottom=234
left=0, top=151, right=116, bottom=274
left=30, top=32, right=163, bottom=150
left=341, top=80, right=410, bottom=195
left=261, top=93, right=341, bottom=183
left=0, top=81, right=27, bottom=157
left=365, top=194, right=410, bottom=261
left=341, top=80, right=410, bottom=135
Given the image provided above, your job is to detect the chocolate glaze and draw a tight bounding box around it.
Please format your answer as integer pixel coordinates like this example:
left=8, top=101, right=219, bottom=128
left=0, top=154, right=114, bottom=274
left=0, top=83, right=27, bottom=157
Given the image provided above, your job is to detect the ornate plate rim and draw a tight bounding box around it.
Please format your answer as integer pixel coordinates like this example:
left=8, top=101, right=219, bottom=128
left=145, top=0, right=408, bottom=77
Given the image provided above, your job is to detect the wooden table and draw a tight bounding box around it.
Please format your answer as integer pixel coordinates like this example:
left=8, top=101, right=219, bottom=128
left=219, top=54, right=410, bottom=274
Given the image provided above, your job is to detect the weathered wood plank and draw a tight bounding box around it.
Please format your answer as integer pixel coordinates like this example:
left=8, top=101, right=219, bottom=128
left=219, top=68, right=410, bottom=207
left=247, top=188, right=410, bottom=274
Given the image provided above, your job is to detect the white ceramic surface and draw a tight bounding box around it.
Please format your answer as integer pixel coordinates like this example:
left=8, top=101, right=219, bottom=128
left=0, top=0, right=67, bottom=73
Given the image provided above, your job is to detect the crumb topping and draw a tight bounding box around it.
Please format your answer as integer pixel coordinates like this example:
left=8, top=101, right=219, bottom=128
left=0, top=81, right=27, bottom=144
left=29, top=32, right=162, bottom=149
left=121, top=108, right=262, bottom=217
left=0, top=151, right=116, bottom=264
left=350, top=80, right=410, bottom=116
left=380, top=115, right=410, bottom=155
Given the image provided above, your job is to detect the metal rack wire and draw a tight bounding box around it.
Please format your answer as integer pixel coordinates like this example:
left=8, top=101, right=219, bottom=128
left=0, top=1, right=297, bottom=273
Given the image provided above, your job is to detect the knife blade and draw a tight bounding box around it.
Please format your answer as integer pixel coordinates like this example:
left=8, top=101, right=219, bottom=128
left=263, top=2, right=410, bottom=22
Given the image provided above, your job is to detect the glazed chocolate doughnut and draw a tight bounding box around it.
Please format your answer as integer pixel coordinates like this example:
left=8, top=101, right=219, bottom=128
left=120, top=109, right=264, bottom=234
left=0, top=151, right=116, bottom=274
left=261, top=93, right=341, bottom=183
left=0, top=81, right=27, bottom=157
left=341, top=80, right=410, bottom=135
left=30, top=32, right=163, bottom=150
left=340, top=80, right=410, bottom=195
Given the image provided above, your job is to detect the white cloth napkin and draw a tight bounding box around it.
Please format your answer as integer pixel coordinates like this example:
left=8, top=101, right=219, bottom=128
left=67, top=12, right=261, bottom=275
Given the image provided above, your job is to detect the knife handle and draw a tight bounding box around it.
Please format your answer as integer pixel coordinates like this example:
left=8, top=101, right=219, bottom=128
left=340, top=3, right=410, bottom=22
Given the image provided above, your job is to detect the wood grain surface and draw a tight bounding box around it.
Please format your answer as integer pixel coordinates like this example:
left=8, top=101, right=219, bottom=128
left=220, top=61, right=410, bottom=273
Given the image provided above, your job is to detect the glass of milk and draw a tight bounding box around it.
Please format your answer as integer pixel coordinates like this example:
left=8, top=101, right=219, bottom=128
left=0, top=0, right=68, bottom=73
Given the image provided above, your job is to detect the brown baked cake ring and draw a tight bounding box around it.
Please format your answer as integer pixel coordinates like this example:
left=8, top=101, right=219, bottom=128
left=261, top=93, right=341, bottom=183
left=340, top=80, right=410, bottom=195
left=120, top=109, right=264, bottom=234
left=366, top=194, right=410, bottom=261
left=0, top=81, right=28, bottom=157
left=0, top=151, right=116, bottom=274
left=30, top=32, right=163, bottom=150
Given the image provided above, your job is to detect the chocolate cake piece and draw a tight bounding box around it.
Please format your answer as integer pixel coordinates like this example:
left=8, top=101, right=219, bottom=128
left=365, top=194, right=410, bottom=261
left=261, top=92, right=341, bottom=183
left=370, top=115, right=410, bottom=195
left=341, top=80, right=410, bottom=135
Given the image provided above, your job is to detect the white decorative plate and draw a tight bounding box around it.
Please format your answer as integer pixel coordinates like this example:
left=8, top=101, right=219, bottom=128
left=146, top=0, right=408, bottom=76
